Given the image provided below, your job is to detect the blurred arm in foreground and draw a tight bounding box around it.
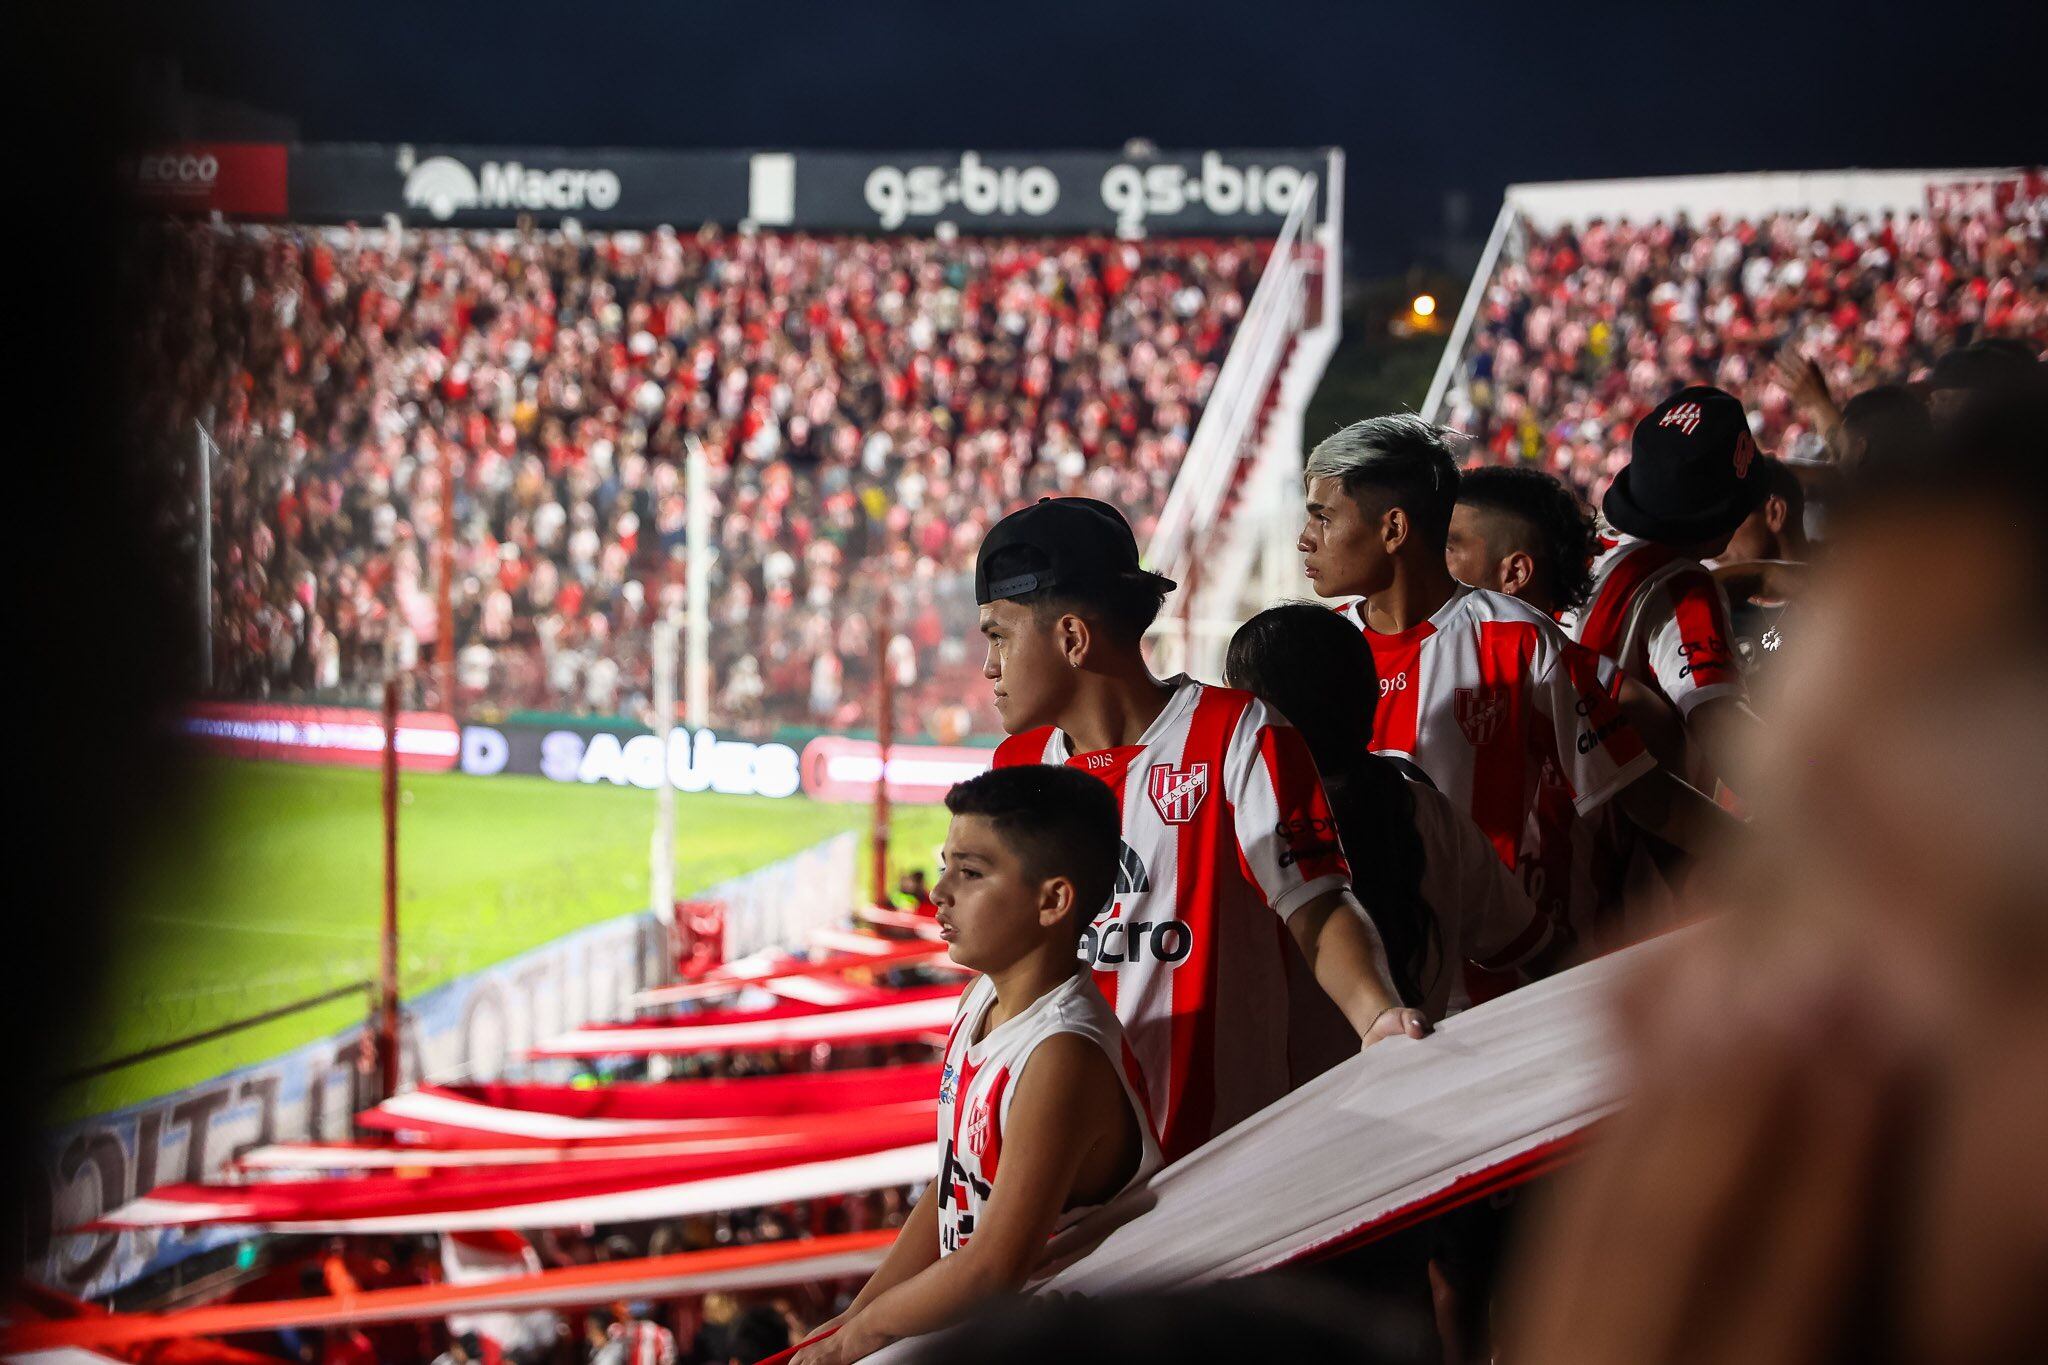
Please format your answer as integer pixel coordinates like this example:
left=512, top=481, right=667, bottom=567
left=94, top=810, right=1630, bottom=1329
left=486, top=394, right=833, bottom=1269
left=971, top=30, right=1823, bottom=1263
left=1507, top=381, right=2048, bottom=1365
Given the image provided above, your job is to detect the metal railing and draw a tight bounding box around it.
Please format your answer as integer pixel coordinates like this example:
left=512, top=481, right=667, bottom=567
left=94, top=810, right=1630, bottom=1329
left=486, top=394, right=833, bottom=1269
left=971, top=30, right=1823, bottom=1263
left=1145, top=173, right=1320, bottom=588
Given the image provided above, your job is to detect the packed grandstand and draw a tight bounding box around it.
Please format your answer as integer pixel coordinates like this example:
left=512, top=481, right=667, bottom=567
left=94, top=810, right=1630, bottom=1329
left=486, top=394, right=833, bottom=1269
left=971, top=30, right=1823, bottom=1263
left=141, top=222, right=1269, bottom=737
left=27, top=153, right=2044, bottom=1365
left=1430, top=170, right=2047, bottom=498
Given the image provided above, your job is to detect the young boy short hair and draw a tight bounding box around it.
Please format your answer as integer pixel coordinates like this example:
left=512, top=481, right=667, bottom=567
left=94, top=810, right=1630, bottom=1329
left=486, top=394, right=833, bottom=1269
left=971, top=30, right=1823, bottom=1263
left=793, top=765, right=1160, bottom=1365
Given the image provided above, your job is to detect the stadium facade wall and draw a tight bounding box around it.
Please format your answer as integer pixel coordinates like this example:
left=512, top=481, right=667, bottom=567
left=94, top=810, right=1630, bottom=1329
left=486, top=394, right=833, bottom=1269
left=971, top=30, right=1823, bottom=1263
left=31, top=833, right=857, bottom=1301
left=129, top=141, right=1339, bottom=237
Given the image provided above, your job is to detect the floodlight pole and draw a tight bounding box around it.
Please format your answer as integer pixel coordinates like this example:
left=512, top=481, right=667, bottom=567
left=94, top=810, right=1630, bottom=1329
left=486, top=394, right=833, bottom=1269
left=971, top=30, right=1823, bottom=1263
left=435, top=439, right=458, bottom=713
left=651, top=613, right=679, bottom=932
left=684, top=441, right=712, bottom=728
left=378, top=678, right=402, bottom=1101
left=871, top=586, right=893, bottom=909
left=195, top=422, right=214, bottom=692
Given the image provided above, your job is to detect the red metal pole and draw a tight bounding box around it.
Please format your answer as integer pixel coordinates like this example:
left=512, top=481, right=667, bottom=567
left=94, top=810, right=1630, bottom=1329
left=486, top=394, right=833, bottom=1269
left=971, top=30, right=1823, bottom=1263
left=871, top=588, right=893, bottom=909
left=379, top=678, right=402, bottom=1101
left=435, top=440, right=458, bottom=712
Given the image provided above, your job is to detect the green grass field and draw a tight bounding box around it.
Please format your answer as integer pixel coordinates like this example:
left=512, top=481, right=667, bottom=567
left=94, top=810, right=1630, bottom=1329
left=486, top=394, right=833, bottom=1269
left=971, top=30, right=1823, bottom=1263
left=61, top=758, right=952, bottom=1121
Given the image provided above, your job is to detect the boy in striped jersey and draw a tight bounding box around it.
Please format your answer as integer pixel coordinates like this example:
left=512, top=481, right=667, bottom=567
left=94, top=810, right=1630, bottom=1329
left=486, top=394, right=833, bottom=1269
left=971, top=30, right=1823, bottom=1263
left=1298, top=417, right=1737, bottom=918
left=1448, top=464, right=1688, bottom=948
left=974, top=497, right=1427, bottom=1165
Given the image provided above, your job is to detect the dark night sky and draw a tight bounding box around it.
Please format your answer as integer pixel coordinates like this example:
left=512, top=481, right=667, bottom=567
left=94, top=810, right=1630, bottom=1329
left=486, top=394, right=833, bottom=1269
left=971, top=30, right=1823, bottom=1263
left=140, top=0, right=2048, bottom=273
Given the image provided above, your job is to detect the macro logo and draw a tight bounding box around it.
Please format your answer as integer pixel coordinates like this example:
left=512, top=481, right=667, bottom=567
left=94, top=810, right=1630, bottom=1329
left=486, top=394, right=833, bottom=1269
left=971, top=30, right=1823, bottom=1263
left=403, top=156, right=480, bottom=220
left=402, top=152, right=623, bottom=221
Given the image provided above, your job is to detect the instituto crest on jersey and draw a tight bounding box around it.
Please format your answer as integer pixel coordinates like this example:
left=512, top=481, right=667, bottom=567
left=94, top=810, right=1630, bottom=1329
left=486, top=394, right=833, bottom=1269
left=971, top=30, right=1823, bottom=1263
left=1455, top=686, right=1510, bottom=747
left=1147, top=762, right=1210, bottom=824
left=964, top=1095, right=993, bottom=1157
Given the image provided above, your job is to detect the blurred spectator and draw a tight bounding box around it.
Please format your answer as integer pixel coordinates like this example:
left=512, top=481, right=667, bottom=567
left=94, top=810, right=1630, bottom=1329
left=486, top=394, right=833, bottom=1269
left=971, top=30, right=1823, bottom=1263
left=139, top=223, right=1264, bottom=733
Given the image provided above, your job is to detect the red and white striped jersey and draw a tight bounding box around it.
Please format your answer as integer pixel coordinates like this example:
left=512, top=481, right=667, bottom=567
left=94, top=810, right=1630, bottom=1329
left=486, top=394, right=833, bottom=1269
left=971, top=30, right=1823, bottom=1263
left=1517, top=647, right=1628, bottom=949
left=1569, top=534, right=1746, bottom=716
left=993, top=677, right=1352, bottom=1162
left=1340, top=588, right=1654, bottom=875
left=935, top=972, right=1161, bottom=1258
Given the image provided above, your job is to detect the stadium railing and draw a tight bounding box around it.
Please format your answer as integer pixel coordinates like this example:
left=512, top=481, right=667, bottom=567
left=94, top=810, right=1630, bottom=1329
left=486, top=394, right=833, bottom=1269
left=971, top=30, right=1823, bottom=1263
left=1146, top=159, right=1343, bottom=679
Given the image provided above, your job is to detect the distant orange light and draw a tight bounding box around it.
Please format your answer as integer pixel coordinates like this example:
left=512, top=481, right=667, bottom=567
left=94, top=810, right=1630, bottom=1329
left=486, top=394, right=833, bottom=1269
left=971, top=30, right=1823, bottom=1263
left=1411, top=293, right=1438, bottom=319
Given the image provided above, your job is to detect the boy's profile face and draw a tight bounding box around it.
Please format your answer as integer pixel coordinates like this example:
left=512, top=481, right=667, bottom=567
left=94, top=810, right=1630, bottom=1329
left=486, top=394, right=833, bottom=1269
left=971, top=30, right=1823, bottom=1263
left=978, top=598, right=1074, bottom=734
left=933, top=812, right=1070, bottom=972
left=1299, top=474, right=1393, bottom=599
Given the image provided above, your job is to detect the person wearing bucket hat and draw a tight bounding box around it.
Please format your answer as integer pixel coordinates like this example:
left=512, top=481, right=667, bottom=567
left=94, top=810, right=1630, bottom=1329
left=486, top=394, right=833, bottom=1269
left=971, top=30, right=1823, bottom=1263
left=973, top=496, right=1430, bottom=1165
left=1573, top=386, right=1767, bottom=785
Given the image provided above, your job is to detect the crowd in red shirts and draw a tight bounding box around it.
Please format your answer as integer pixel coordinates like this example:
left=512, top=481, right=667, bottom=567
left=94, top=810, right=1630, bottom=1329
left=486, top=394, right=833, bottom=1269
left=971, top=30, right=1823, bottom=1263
left=1437, top=190, right=2048, bottom=500
left=134, top=222, right=1264, bottom=735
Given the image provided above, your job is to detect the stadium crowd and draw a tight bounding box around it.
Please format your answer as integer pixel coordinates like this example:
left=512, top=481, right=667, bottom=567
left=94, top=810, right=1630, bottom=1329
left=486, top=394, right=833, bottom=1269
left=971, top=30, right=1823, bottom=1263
left=132, top=222, right=1264, bottom=736
left=1437, top=187, right=2047, bottom=500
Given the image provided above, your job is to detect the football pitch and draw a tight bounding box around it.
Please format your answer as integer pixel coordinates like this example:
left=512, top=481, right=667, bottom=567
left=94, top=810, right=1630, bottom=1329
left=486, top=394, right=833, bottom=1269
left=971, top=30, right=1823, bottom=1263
left=61, top=758, right=951, bottom=1121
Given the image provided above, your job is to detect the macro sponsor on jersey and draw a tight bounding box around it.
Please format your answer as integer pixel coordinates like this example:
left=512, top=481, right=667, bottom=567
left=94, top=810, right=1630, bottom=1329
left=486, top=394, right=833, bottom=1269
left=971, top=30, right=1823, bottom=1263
left=1081, top=911, right=1194, bottom=967
left=862, top=151, right=1061, bottom=229
left=1098, top=151, right=1311, bottom=235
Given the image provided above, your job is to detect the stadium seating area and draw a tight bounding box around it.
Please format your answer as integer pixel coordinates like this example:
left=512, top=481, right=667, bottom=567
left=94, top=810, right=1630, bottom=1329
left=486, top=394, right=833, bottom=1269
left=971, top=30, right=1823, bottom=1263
left=1436, top=191, right=2048, bottom=499
left=139, top=224, right=1267, bottom=735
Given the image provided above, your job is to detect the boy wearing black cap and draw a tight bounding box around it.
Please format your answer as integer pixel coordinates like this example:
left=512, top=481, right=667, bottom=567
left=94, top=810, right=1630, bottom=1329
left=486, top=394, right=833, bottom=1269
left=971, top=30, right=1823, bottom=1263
left=974, top=496, right=1428, bottom=1165
left=1574, top=384, right=1768, bottom=781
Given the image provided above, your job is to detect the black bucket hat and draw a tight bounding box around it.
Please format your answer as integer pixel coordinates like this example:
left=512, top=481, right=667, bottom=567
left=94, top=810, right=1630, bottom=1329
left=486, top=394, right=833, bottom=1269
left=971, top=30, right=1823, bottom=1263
left=975, top=497, right=1177, bottom=605
left=1605, top=385, right=1770, bottom=544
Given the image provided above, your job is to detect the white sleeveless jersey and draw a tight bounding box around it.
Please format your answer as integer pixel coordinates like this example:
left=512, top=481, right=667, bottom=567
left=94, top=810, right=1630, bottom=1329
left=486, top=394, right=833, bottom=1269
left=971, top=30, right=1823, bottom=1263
left=935, top=972, right=1161, bottom=1258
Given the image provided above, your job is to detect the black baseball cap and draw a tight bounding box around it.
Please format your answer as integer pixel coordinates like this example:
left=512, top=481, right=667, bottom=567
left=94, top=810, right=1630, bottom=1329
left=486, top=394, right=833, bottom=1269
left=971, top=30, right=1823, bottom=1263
left=1605, top=385, right=1770, bottom=544
left=974, top=497, right=1178, bottom=606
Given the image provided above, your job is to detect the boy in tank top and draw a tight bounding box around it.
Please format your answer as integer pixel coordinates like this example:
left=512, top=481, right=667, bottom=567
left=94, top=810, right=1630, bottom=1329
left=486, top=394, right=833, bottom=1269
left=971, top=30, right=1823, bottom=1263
left=793, top=765, right=1160, bottom=1365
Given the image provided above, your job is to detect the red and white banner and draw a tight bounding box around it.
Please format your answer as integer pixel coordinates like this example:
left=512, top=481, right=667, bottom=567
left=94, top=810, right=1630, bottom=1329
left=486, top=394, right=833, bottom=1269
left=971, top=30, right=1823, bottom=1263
left=354, top=1065, right=943, bottom=1145
left=799, top=735, right=993, bottom=804
left=852, top=934, right=1663, bottom=1365
left=240, top=1101, right=935, bottom=1170
left=183, top=702, right=461, bottom=771
left=94, top=1142, right=930, bottom=1235
left=531, top=988, right=963, bottom=1059
left=1, top=1232, right=895, bottom=1352
left=634, top=940, right=954, bottom=1008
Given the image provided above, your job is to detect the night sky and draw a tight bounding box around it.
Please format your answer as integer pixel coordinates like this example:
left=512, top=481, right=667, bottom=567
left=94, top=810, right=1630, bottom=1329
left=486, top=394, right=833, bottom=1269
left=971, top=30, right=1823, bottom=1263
left=139, top=0, right=2048, bottom=273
